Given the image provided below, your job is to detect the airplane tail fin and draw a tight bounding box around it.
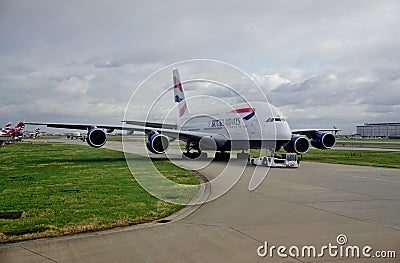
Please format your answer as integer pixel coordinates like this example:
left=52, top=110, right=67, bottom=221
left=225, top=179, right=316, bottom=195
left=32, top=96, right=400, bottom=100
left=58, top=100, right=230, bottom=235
left=2, top=122, right=12, bottom=131
left=34, top=127, right=40, bottom=138
left=15, top=122, right=25, bottom=133
left=173, top=69, right=189, bottom=118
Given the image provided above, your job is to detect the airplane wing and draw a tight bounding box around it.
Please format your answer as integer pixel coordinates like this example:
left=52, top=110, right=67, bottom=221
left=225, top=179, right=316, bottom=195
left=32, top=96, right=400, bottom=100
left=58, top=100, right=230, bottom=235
left=25, top=121, right=227, bottom=145
left=25, top=122, right=130, bottom=132
left=292, top=128, right=341, bottom=138
left=122, top=120, right=177, bottom=130
left=26, top=121, right=177, bottom=131
left=122, top=121, right=225, bottom=143
left=121, top=121, right=226, bottom=144
left=157, top=129, right=227, bottom=145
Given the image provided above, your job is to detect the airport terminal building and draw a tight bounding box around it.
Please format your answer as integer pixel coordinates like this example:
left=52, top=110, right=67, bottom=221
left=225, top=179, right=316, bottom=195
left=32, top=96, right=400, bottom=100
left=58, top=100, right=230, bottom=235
left=356, top=122, right=400, bottom=138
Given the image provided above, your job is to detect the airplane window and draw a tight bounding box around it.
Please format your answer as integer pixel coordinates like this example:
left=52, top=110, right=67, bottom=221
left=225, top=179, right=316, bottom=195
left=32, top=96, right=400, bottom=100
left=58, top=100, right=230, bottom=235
left=267, top=118, right=287, bottom=122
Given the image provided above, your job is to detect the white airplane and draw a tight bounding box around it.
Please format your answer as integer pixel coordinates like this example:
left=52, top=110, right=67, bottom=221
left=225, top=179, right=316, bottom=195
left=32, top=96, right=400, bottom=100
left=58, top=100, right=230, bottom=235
left=1, top=122, right=25, bottom=140
left=1, top=122, right=12, bottom=131
left=28, top=127, right=46, bottom=138
left=0, top=122, right=13, bottom=141
left=66, top=131, right=86, bottom=141
left=27, top=69, right=340, bottom=159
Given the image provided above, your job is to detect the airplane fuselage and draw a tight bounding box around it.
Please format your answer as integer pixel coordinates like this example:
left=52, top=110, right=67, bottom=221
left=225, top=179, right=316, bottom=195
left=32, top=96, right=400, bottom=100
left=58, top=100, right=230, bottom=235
left=177, top=101, right=292, bottom=151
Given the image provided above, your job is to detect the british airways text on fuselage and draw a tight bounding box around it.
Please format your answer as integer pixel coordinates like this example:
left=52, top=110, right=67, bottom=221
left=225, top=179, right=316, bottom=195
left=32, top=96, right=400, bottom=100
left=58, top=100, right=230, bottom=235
left=209, top=117, right=241, bottom=129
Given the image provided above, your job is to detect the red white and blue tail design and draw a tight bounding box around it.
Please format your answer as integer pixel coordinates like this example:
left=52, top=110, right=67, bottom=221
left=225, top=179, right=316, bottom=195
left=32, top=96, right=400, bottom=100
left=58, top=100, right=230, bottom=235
left=232, top=108, right=256, bottom=120
left=1, top=122, right=24, bottom=135
left=173, top=69, right=189, bottom=118
left=15, top=122, right=25, bottom=133
left=34, top=127, right=41, bottom=138
left=2, top=122, right=12, bottom=132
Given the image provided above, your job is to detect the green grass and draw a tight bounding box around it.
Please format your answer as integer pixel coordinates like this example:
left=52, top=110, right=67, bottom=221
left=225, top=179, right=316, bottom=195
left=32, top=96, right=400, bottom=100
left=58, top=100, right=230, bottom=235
left=336, top=140, right=400, bottom=149
left=107, top=135, right=123, bottom=141
left=0, top=143, right=198, bottom=242
left=247, top=148, right=400, bottom=169
left=338, top=138, right=400, bottom=142
left=301, top=149, right=400, bottom=168
left=337, top=141, right=392, bottom=145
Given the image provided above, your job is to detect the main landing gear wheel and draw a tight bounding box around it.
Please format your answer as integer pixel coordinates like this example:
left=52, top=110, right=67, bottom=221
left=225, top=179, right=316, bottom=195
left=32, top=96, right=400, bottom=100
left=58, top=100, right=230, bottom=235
left=182, top=141, right=208, bottom=160
left=213, top=151, right=230, bottom=161
left=182, top=151, right=207, bottom=160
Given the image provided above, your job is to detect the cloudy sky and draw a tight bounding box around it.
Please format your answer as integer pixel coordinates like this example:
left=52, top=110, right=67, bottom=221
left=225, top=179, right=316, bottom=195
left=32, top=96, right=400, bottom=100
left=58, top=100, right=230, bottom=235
left=1, top=0, right=399, bottom=134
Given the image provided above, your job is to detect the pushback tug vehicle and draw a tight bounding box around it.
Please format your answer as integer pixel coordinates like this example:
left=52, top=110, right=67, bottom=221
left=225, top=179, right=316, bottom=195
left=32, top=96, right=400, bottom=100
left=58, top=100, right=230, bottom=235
left=249, top=153, right=300, bottom=168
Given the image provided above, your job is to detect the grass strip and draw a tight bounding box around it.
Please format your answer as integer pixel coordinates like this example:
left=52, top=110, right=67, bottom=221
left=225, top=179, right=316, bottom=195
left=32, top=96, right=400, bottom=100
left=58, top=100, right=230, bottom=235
left=0, top=143, right=198, bottom=242
left=301, top=149, right=400, bottom=169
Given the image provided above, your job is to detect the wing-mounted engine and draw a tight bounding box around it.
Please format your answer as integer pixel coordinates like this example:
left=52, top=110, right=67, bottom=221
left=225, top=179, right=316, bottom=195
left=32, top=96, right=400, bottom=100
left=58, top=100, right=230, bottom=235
left=146, top=133, right=170, bottom=154
left=311, top=132, right=336, bottom=149
left=283, top=135, right=310, bottom=154
left=86, top=128, right=107, bottom=148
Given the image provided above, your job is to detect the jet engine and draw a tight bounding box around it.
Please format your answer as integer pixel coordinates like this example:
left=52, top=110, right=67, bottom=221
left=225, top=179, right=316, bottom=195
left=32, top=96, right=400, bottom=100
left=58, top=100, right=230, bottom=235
left=86, top=128, right=107, bottom=148
left=146, top=133, right=170, bottom=154
left=283, top=135, right=310, bottom=154
left=311, top=132, right=336, bottom=149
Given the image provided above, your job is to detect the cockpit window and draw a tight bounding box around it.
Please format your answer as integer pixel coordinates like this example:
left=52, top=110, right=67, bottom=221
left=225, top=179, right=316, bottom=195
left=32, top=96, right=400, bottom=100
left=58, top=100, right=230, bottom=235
left=266, top=117, right=286, bottom=122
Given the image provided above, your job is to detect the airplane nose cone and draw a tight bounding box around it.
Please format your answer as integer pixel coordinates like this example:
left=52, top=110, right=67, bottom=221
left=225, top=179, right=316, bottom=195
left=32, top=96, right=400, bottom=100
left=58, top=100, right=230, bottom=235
left=275, top=123, right=292, bottom=141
